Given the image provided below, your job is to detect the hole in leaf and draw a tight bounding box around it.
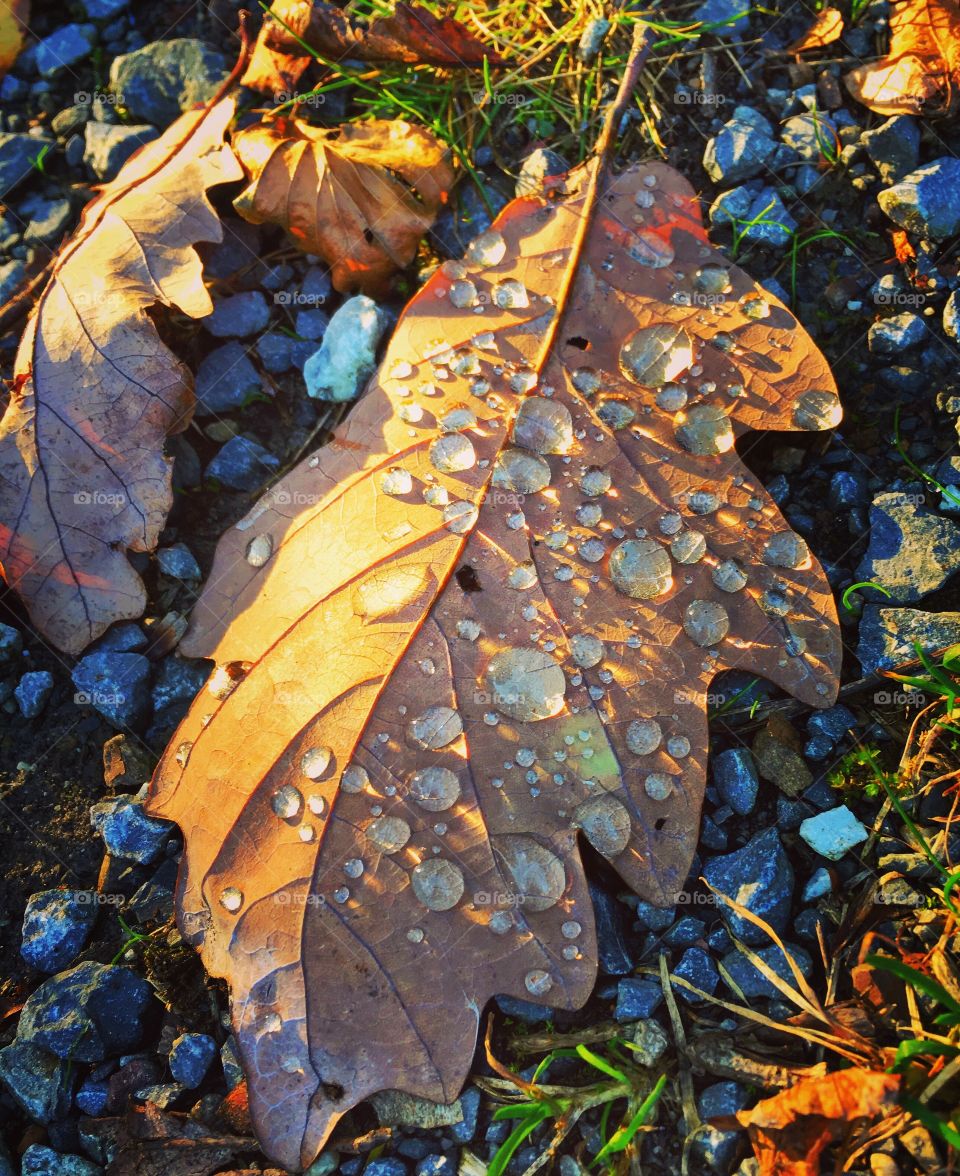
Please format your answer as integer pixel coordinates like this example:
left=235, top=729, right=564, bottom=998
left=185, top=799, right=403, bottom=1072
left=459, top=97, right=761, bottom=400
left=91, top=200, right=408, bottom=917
left=567, top=336, right=590, bottom=350
left=455, top=564, right=482, bottom=593
left=322, top=1081, right=345, bottom=1101
left=654, top=818, right=667, bottom=831
left=363, top=227, right=375, bottom=244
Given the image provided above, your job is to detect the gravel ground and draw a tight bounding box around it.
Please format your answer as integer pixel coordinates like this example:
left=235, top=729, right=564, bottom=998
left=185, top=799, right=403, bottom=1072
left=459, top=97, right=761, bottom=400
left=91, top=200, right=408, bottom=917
left=1, top=0, right=960, bottom=1173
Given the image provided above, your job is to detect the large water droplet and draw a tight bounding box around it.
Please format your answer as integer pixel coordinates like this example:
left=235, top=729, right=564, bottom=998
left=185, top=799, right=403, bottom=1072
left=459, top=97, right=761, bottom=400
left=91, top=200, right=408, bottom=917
left=220, top=886, right=243, bottom=913
left=574, top=794, right=631, bottom=856
left=411, top=858, right=465, bottom=911
left=492, top=449, right=551, bottom=494
left=245, top=534, right=273, bottom=567
left=465, top=229, right=507, bottom=267
left=712, top=560, right=748, bottom=593
left=671, top=531, right=706, bottom=564
left=366, top=816, right=411, bottom=853
left=494, top=834, right=566, bottom=911
left=675, top=405, right=734, bottom=456
left=763, top=532, right=809, bottom=568
left=793, top=390, right=841, bottom=431
left=525, top=969, right=553, bottom=996
left=656, top=383, right=688, bottom=411
left=609, top=539, right=672, bottom=599
left=626, top=718, right=662, bottom=755
left=272, top=784, right=303, bottom=819
left=449, top=279, right=478, bottom=308
left=302, top=746, right=333, bottom=780
left=571, top=633, right=604, bottom=668
left=409, top=765, right=460, bottom=811
left=512, top=397, right=574, bottom=454
left=341, top=763, right=370, bottom=793
left=571, top=368, right=600, bottom=395
left=409, top=706, right=463, bottom=749
left=644, top=772, right=673, bottom=800
left=694, top=264, right=731, bottom=294
left=629, top=229, right=675, bottom=268
left=380, top=467, right=412, bottom=496
left=683, top=600, right=730, bottom=646
left=484, top=646, right=566, bottom=721
left=430, top=434, right=476, bottom=473
left=620, top=324, right=693, bottom=386
left=494, top=279, right=530, bottom=309
left=443, top=501, right=479, bottom=533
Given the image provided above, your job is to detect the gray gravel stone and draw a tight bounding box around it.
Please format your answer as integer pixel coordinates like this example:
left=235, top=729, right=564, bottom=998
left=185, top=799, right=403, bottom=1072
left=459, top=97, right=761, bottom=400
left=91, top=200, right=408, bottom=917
left=807, top=704, right=856, bottom=743
left=614, top=977, right=663, bottom=1020
left=0, top=622, right=22, bottom=661
left=515, top=147, right=569, bottom=197
left=90, top=794, right=172, bottom=863
left=856, top=490, right=960, bottom=603
left=205, top=434, right=280, bottom=491
left=17, top=961, right=153, bottom=1061
left=15, top=670, right=54, bottom=718
left=79, top=0, right=129, bottom=17
left=20, top=195, right=72, bottom=244
left=83, top=121, right=157, bottom=180
left=71, top=651, right=151, bottom=728
left=780, top=112, right=837, bottom=162
left=862, top=116, right=919, bottom=182
left=721, top=942, right=812, bottom=998
left=0, top=133, right=52, bottom=197
left=690, top=1081, right=750, bottom=1173
left=168, top=1032, right=217, bottom=1087
left=828, top=470, right=869, bottom=508
left=108, top=39, right=230, bottom=127
left=703, top=107, right=778, bottom=184
left=295, top=308, right=330, bottom=341
left=945, top=289, right=959, bottom=342
left=35, top=25, right=97, bottom=78
left=0, top=1040, right=75, bottom=1122
left=152, top=651, right=211, bottom=727
left=256, top=331, right=316, bottom=374
left=703, top=828, right=794, bottom=945
left=0, top=258, right=25, bottom=302
left=693, top=0, right=749, bottom=34
left=868, top=311, right=926, bottom=353
left=672, top=946, right=718, bottom=1003
left=711, top=748, right=759, bottom=815
left=194, top=340, right=263, bottom=415
left=878, top=158, right=960, bottom=241
left=206, top=291, right=270, bottom=338
left=21, top=890, right=96, bottom=972
left=21, top=1144, right=103, bottom=1176
left=304, top=294, right=386, bottom=401
left=156, top=542, right=200, bottom=580
left=576, top=17, right=610, bottom=62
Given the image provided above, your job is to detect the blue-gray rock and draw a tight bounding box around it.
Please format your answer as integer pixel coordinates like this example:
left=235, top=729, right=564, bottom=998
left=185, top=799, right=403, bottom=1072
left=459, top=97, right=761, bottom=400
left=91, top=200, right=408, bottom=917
left=828, top=470, right=869, bottom=508
left=703, top=108, right=777, bottom=184
left=304, top=295, right=386, bottom=401
left=780, top=112, right=837, bottom=162
left=206, top=434, right=280, bottom=491
left=80, top=120, right=154, bottom=182
left=721, top=942, right=813, bottom=998
left=65, top=134, right=85, bottom=168
left=261, top=263, right=294, bottom=292
left=707, top=925, right=732, bottom=952
left=878, top=158, right=960, bottom=241
left=703, top=828, right=794, bottom=945
left=576, top=17, right=610, bottom=62
left=858, top=605, right=960, bottom=674
left=80, top=0, right=129, bottom=17
left=868, top=312, right=926, bottom=354
left=450, top=1085, right=481, bottom=1143
left=21, top=195, right=72, bottom=244
left=856, top=491, right=960, bottom=603
left=128, top=856, right=178, bottom=922
left=589, top=882, right=635, bottom=975
left=707, top=182, right=754, bottom=229
left=862, top=116, right=919, bottom=182
left=635, top=900, right=675, bottom=931
left=71, top=651, right=151, bottom=728
left=0, top=1040, right=75, bottom=1122
left=364, top=1160, right=407, bottom=1176
left=17, top=961, right=153, bottom=1062
left=21, top=1144, right=103, bottom=1176
left=430, top=180, right=509, bottom=258
left=256, top=331, right=316, bottom=374
left=201, top=219, right=260, bottom=280
left=206, top=291, right=270, bottom=338
left=495, top=995, right=551, bottom=1023
left=664, top=916, right=706, bottom=947
left=90, top=794, right=172, bottom=863
left=700, top=814, right=728, bottom=851
left=0, top=133, right=51, bottom=197
left=945, top=289, right=960, bottom=341
left=35, top=25, right=97, bottom=78
left=168, top=1032, right=216, bottom=1088
left=300, top=265, right=333, bottom=306
left=415, top=1157, right=455, bottom=1176
left=711, top=748, right=759, bottom=815
left=75, top=1077, right=110, bottom=1115
left=794, top=907, right=828, bottom=942
left=614, top=977, right=663, bottom=1021
left=672, top=946, right=718, bottom=1003
left=0, top=621, right=22, bottom=661
left=738, top=188, right=797, bottom=247
left=295, top=308, right=330, bottom=341
left=693, top=0, right=749, bottom=34
left=91, top=622, right=147, bottom=654
left=0, top=74, right=26, bottom=101
left=15, top=670, right=55, bottom=718
left=0, top=258, right=25, bottom=302
left=802, top=867, right=832, bottom=901
left=516, top=147, right=569, bottom=197
left=194, top=341, right=263, bottom=415
left=807, top=704, right=856, bottom=743
left=690, top=1081, right=750, bottom=1174
left=21, top=889, right=97, bottom=972
left=108, top=40, right=230, bottom=127
left=156, top=543, right=200, bottom=581
left=804, top=733, right=833, bottom=760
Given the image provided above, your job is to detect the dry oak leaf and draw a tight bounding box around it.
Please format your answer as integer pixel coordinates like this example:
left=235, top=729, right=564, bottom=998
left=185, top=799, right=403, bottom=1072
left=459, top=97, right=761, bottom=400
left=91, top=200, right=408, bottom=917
left=0, top=0, right=29, bottom=79
left=0, top=98, right=242, bottom=655
left=786, top=7, right=844, bottom=53
left=232, top=116, right=453, bottom=297
left=732, top=1070, right=902, bottom=1175
left=845, top=0, right=960, bottom=115
left=148, top=158, right=842, bottom=1170
left=256, top=0, right=504, bottom=68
